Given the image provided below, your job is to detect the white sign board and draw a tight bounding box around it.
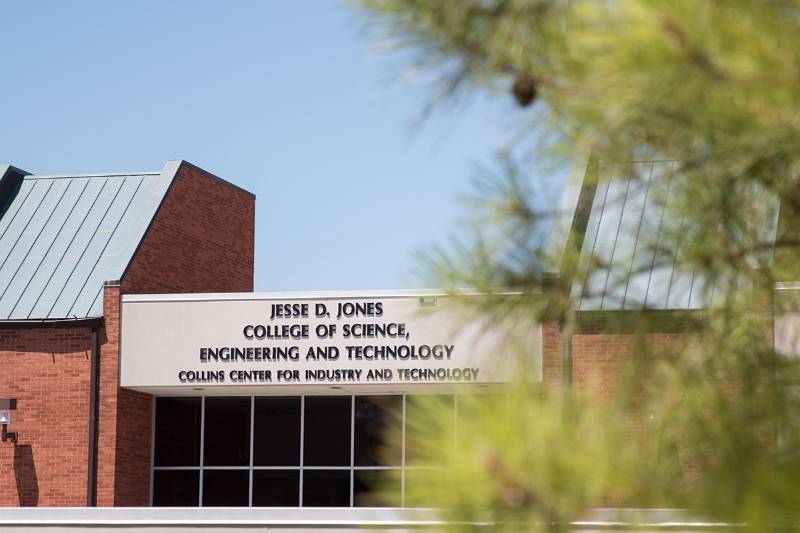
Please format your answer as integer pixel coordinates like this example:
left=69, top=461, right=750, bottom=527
left=120, top=291, right=540, bottom=394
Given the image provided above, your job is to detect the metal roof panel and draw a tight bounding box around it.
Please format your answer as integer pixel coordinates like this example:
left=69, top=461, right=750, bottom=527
left=62, top=177, right=143, bottom=318
left=623, top=164, right=662, bottom=310
left=580, top=168, right=629, bottom=310
left=0, top=179, right=85, bottom=317
left=604, top=163, right=652, bottom=310
left=569, top=160, right=778, bottom=312
left=0, top=168, right=173, bottom=320
left=24, top=178, right=112, bottom=318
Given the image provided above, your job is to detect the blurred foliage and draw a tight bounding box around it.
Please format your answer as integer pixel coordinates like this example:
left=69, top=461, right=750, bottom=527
left=353, top=0, right=800, bottom=529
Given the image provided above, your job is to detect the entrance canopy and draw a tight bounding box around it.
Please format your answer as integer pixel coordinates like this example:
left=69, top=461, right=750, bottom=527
left=120, top=290, right=541, bottom=395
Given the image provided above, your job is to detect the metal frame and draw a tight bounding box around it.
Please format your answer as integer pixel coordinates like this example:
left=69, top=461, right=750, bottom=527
left=0, top=506, right=744, bottom=529
left=248, top=397, right=255, bottom=507
left=298, top=396, right=304, bottom=506
left=198, top=397, right=206, bottom=506
left=122, top=288, right=504, bottom=304
left=151, top=393, right=439, bottom=508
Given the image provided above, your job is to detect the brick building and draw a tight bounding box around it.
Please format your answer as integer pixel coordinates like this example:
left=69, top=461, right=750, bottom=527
left=0, top=161, right=254, bottom=506
left=0, top=158, right=747, bottom=513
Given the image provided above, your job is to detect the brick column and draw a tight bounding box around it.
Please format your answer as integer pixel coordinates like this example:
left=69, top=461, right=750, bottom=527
left=95, top=284, right=152, bottom=506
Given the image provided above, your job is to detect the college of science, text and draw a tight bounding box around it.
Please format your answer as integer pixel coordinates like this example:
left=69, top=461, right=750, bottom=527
left=177, top=367, right=481, bottom=385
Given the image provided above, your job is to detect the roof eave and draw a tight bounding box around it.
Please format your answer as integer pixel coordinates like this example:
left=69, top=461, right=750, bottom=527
left=0, top=316, right=104, bottom=329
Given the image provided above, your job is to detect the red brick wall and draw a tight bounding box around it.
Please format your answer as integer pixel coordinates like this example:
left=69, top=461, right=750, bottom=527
left=572, top=332, right=638, bottom=400
left=95, top=162, right=255, bottom=506
left=0, top=326, right=94, bottom=506
left=122, top=162, right=255, bottom=295
left=539, top=320, right=686, bottom=398
left=541, top=321, right=564, bottom=394
left=94, top=284, right=156, bottom=507
left=572, top=330, right=685, bottom=399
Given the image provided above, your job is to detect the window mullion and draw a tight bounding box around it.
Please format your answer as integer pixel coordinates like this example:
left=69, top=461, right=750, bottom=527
left=401, top=394, right=406, bottom=507
left=249, top=395, right=254, bottom=507
left=350, top=395, right=355, bottom=507
left=149, top=397, right=156, bottom=506
left=199, top=396, right=205, bottom=507
left=299, top=395, right=304, bottom=507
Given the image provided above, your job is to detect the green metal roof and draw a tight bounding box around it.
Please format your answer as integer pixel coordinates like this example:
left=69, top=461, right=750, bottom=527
left=567, top=160, right=779, bottom=311
left=0, top=162, right=177, bottom=320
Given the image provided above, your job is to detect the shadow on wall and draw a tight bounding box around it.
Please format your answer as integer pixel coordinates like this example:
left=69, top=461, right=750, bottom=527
left=13, top=445, right=38, bottom=506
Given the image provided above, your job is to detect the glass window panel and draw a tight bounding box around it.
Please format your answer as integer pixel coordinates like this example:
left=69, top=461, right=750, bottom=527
left=154, top=397, right=201, bottom=467
left=405, top=395, right=455, bottom=466
left=202, top=469, right=250, bottom=507
left=303, top=396, right=351, bottom=466
left=252, top=469, right=300, bottom=507
left=354, top=396, right=401, bottom=467
left=353, top=469, right=401, bottom=507
left=302, top=470, right=350, bottom=507
left=152, top=469, right=199, bottom=506
left=204, top=397, right=251, bottom=466
left=455, top=393, right=507, bottom=444
left=404, top=468, right=444, bottom=508
left=253, top=397, right=301, bottom=466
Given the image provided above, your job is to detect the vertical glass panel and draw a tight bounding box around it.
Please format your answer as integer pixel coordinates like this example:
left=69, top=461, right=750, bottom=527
left=154, top=397, right=201, bottom=467
left=302, top=470, right=350, bottom=507
left=202, top=470, right=250, bottom=506
left=152, top=469, right=199, bottom=506
left=354, top=469, right=401, bottom=507
left=253, top=397, right=301, bottom=466
left=354, top=395, right=401, bottom=466
left=404, top=467, right=444, bottom=508
left=252, top=470, right=300, bottom=507
left=204, top=397, right=251, bottom=466
left=405, top=395, right=455, bottom=466
left=456, top=393, right=506, bottom=446
left=303, top=396, right=351, bottom=466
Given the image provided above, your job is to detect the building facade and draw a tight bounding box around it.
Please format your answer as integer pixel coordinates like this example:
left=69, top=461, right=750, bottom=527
left=0, top=158, right=720, bottom=509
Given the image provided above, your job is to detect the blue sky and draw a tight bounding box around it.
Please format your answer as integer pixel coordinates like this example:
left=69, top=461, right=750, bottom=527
left=0, top=1, right=533, bottom=292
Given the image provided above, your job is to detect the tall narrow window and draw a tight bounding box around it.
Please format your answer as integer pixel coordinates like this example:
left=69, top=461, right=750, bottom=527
left=154, top=397, right=201, bottom=467
left=354, top=395, right=402, bottom=467
left=253, top=397, right=301, bottom=466
left=303, top=396, right=350, bottom=466
left=405, top=395, right=455, bottom=466
left=204, top=397, right=251, bottom=467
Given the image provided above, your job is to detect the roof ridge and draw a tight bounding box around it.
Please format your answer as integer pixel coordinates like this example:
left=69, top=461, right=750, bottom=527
left=26, top=171, right=161, bottom=179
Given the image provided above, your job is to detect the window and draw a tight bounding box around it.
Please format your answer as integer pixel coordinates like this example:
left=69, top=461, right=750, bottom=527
left=152, top=470, right=199, bottom=507
left=204, top=397, right=250, bottom=466
left=253, top=470, right=299, bottom=506
left=202, top=470, right=249, bottom=506
left=303, top=396, right=351, bottom=466
left=151, top=394, right=490, bottom=507
left=153, top=397, right=201, bottom=467
left=253, top=397, right=300, bottom=466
